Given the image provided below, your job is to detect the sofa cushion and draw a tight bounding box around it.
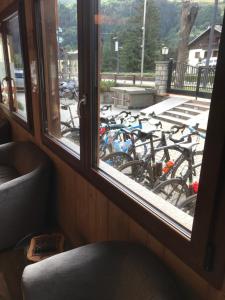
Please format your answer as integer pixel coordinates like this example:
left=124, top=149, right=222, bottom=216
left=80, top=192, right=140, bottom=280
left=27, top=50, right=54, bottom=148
left=0, top=165, right=19, bottom=185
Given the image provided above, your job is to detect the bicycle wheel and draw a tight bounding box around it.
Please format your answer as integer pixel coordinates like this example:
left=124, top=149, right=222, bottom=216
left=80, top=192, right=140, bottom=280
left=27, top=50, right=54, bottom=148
left=118, top=160, right=148, bottom=184
left=61, top=121, right=72, bottom=132
left=61, top=127, right=80, bottom=143
left=177, top=194, right=197, bottom=217
left=128, top=136, right=149, bottom=160
left=171, top=151, right=203, bottom=181
left=152, top=178, right=189, bottom=206
left=102, top=152, right=133, bottom=169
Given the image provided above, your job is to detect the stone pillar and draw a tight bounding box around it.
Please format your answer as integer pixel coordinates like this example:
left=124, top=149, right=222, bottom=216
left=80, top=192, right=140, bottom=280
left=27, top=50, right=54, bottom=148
left=155, top=61, right=169, bottom=95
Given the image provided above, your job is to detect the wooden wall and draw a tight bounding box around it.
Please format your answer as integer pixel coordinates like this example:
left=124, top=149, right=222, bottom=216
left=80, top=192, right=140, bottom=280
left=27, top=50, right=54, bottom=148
left=1, top=1, right=225, bottom=299
left=0, top=0, right=15, bottom=12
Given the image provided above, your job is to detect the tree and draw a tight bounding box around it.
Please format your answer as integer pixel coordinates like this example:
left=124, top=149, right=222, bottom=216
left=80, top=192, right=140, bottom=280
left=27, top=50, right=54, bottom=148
left=119, top=0, right=160, bottom=73
left=175, top=0, right=199, bottom=87
left=205, top=0, right=219, bottom=68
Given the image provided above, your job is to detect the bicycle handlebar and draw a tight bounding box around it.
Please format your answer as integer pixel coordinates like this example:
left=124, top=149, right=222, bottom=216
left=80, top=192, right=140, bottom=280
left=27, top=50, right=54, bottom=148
left=169, top=124, right=204, bottom=144
left=147, top=111, right=156, bottom=118
left=117, top=111, right=131, bottom=118
left=170, top=124, right=186, bottom=134
left=169, top=132, right=185, bottom=143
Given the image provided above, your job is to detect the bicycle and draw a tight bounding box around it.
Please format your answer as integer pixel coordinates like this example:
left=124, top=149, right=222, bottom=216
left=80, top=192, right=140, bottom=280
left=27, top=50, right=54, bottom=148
left=60, top=103, right=80, bottom=143
left=99, top=115, right=151, bottom=158
left=152, top=130, right=204, bottom=207
left=100, top=116, right=163, bottom=162
left=118, top=129, right=203, bottom=206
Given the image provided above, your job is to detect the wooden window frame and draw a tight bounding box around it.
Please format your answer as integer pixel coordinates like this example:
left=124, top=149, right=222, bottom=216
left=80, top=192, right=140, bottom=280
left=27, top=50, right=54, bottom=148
left=0, top=0, right=34, bottom=133
left=34, top=0, right=84, bottom=172
left=35, top=0, right=225, bottom=288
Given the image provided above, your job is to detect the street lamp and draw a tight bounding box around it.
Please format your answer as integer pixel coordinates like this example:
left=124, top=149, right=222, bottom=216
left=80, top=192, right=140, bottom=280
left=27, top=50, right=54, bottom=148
left=162, top=46, right=169, bottom=60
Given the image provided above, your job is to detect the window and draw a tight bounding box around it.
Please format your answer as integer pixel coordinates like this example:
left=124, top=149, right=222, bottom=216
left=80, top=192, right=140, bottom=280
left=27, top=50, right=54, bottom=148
left=0, top=2, right=33, bottom=130
left=96, top=0, right=224, bottom=235
left=212, top=50, right=218, bottom=57
left=36, top=0, right=225, bottom=287
left=195, top=51, right=200, bottom=58
left=0, top=32, right=8, bottom=106
left=38, top=0, right=80, bottom=156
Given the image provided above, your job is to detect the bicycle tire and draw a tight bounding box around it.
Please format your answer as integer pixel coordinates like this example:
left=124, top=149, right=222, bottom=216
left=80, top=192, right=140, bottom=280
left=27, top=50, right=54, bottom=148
left=61, top=127, right=80, bottom=143
left=171, top=150, right=203, bottom=180
left=177, top=194, right=197, bottom=217
left=61, top=121, right=72, bottom=132
left=152, top=178, right=189, bottom=206
left=118, top=160, right=148, bottom=184
left=102, top=152, right=133, bottom=169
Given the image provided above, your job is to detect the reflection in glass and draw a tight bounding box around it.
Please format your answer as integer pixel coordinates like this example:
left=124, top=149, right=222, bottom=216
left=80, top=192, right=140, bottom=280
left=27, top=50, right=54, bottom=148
left=57, top=0, right=79, bottom=151
left=40, top=0, right=80, bottom=153
left=0, top=34, right=8, bottom=106
left=6, top=14, right=27, bottom=120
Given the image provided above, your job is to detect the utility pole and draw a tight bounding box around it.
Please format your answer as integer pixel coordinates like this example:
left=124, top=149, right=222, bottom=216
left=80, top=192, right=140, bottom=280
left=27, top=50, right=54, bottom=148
left=141, top=0, right=147, bottom=84
left=115, top=40, right=119, bottom=74
left=205, top=0, right=219, bottom=68
left=113, top=37, right=120, bottom=74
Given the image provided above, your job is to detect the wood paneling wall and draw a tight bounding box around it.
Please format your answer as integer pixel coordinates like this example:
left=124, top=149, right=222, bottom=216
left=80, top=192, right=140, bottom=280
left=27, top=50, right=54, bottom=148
left=1, top=1, right=225, bottom=299
left=0, top=0, right=15, bottom=13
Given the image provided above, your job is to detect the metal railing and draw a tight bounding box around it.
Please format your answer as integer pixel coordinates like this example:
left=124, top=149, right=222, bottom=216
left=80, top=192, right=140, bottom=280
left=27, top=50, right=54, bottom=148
left=100, top=73, right=155, bottom=85
left=167, top=60, right=216, bottom=99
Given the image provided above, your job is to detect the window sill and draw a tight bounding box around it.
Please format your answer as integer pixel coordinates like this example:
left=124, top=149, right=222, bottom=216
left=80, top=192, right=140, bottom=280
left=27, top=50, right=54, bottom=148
left=99, top=160, right=193, bottom=235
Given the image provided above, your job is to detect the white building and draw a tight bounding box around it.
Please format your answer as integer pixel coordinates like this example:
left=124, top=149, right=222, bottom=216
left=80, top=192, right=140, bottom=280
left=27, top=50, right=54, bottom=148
left=188, top=25, right=222, bottom=66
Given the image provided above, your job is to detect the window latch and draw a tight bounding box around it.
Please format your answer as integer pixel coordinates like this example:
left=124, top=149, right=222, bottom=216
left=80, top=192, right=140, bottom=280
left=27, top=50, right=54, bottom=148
left=77, top=95, right=87, bottom=119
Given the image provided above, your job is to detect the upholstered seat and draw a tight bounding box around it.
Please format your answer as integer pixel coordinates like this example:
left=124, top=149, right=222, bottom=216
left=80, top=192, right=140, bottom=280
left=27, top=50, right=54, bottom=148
left=0, top=141, right=52, bottom=250
left=22, top=241, right=184, bottom=300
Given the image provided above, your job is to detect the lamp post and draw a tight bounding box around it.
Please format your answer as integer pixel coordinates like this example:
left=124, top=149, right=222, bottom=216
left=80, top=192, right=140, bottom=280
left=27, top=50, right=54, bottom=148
left=162, top=46, right=169, bottom=61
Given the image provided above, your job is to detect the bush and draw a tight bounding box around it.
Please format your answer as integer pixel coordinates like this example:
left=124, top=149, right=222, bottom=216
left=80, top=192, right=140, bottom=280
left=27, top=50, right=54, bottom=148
left=100, top=80, right=115, bottom=93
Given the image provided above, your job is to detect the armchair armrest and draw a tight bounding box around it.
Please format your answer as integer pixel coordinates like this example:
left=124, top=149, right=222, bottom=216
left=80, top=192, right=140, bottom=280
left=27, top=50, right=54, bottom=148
left=0, top=167, right=49, bottom=250
left=0, top=142, right=14, bottom=166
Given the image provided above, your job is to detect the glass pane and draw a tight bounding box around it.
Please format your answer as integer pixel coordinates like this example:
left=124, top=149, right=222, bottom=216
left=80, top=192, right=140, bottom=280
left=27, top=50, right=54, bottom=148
left=0, top=33, right=9, bottom=106
left=40, top=0, right=80, bottom=154
left=97, top=0, right=224, bottom=234
left=6, top=14, right=27, bottom=120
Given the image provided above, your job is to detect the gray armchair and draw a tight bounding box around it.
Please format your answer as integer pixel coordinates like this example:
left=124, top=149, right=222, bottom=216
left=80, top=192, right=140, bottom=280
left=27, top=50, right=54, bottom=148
left=0, top=118, right=11, bottom=144
left=22, top=241, right=185, bottom=300
left=0, top=141, right=52, bottom=250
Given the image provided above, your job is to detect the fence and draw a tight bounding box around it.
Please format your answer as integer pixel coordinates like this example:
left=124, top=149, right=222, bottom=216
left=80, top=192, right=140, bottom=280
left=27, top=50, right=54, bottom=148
left=100, top=73, right=155, bottom=85
left=167, top=60, right=216, bottom=99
